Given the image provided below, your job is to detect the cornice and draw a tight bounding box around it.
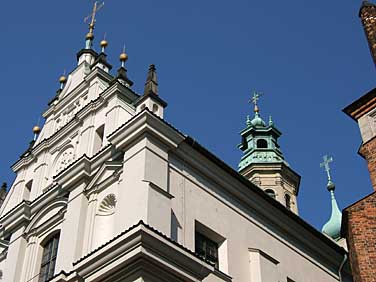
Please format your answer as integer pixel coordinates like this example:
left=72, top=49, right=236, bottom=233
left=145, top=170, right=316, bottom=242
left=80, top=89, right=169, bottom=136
left=108, top=110, right=185, bottom=151
left=0, top=201, right=31, bottom=233
left=71, top=221, right=219, bottom=282
left=343, top=87, right=376, bottom=121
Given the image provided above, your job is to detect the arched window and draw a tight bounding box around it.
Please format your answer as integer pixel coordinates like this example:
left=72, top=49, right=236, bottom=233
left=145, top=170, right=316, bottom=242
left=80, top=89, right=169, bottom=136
left=39, top=233, right=60, bottom=282
left=285, top=194, right=291, bottom=210
left=257, top=139, right=268, bottom=148
left=265, top=189, right=276, bottom=199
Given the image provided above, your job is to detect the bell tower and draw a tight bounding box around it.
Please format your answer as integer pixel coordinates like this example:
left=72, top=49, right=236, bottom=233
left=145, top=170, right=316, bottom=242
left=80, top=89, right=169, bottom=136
left=238, top=92, right=301, bottom=214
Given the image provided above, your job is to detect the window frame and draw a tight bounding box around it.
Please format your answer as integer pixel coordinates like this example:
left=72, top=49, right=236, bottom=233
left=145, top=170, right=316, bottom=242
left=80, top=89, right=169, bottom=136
left=195, top=231, right=219, bottom=268
left=38, top=233, right=60, bottom=282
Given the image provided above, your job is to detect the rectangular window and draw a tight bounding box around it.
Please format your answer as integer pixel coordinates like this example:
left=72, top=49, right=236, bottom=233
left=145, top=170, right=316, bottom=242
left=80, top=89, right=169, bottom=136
left=195, top=231, right=219, bottom=268
left=39, top=233, right=60, bottom=282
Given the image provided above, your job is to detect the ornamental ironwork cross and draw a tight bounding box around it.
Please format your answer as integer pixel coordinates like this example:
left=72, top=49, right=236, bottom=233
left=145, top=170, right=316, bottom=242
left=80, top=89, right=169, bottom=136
left=250, top=91, right=263, bottom=107
left=320, top=155, right=333, bottom=181
left=84, top=1, right=105, bottom=30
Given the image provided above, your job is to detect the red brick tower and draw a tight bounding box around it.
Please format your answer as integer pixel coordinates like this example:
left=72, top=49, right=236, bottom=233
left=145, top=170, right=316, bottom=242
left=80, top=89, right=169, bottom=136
left=360, top=1, right=376, bottom=66
left=341, top=2, right=376, bottom=281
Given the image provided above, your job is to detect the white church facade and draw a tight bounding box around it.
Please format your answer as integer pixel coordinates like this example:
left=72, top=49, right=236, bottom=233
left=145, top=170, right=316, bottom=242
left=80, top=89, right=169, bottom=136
left=0, top=4, right=352, bottom=282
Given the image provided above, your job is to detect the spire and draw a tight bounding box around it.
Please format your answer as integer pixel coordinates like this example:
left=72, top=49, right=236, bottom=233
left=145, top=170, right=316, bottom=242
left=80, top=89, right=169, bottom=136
left=320, top=155, right=342, bottom=240
left=114, top=46, right=133, bottom=87
left=33, top=125, right=41, bottom=141
left=83, top=1, right=105, bottom=49
left=248, top=91, right=266, bottom=128
left=59, top=71, right=67, bottom=90
left=100, top=33, right=108, bottom=53
left=144, top=64, right=159, bottom=96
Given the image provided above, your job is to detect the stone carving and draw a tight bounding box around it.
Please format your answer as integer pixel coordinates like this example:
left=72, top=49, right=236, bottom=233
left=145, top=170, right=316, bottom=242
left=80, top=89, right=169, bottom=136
left=54, top=95, right=89, bottom=134
left=97, top=194, right=117, bottom=216
left=54, top=147, right=75, bottom=175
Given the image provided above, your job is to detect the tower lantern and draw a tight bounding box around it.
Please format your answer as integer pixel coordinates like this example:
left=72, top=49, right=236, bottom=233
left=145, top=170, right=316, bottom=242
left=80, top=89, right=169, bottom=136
left=238, top=91, right=301, bottom=213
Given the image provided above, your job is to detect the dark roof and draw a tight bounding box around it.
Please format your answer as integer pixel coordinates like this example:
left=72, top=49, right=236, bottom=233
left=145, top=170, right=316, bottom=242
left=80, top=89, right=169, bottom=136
left=343, top=87, right=376, bottom=121
left=134, top=92, right=168, bottom=108
left=91, top=53, right=113, bottom=70
left=76, top=49, right=98, bottom=62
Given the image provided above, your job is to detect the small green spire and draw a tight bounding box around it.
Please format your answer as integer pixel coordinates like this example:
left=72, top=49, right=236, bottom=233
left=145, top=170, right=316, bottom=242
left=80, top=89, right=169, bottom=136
left=246, top=115, right=252, bottom=127
left=269, top=115, right=273, bottom=126
left=320, top=155, right=342, bottom=240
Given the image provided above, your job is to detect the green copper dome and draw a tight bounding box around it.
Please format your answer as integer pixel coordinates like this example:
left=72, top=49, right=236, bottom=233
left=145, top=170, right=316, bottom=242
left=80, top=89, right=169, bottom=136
left=322, top=186, right=342, bottom=240
left=251, top=112, right=266, bottom=127
left=320, top=156, right=342, bottom=241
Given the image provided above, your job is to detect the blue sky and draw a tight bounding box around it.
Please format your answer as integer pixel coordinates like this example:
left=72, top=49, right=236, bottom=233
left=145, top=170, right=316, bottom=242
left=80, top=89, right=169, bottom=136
left=0, top=0, right=374, bottom=230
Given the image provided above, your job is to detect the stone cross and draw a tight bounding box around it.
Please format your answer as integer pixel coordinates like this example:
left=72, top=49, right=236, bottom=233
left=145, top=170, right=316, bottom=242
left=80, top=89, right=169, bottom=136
left=320, top=155, right=333, bottom=182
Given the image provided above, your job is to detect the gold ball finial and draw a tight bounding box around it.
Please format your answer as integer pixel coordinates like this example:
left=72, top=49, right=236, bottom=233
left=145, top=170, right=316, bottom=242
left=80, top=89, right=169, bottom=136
left=120, top=52, right=128, bottom=62
left=33, top=125, right=41, bottom=135
left=59, top=75, right=67, bottom=84
left=86, top=32, right=94, bottom=40
left=100, top=39, right=108, bottom=48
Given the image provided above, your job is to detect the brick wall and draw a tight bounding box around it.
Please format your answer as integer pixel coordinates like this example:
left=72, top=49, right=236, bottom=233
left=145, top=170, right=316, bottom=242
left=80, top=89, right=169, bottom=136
left=359, top=137, right=376, bottom=190
left=360, top=3, right=376, bottom=66
left=344, top=192, right=376, bottom=282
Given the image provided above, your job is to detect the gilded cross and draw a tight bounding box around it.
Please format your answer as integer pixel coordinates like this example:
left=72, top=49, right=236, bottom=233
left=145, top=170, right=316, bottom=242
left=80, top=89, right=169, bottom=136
left=84, top=1, right=105, bottom=32
left=320, top=155, right=333, bottom=182
left=249, top=91, right=263, bottom=112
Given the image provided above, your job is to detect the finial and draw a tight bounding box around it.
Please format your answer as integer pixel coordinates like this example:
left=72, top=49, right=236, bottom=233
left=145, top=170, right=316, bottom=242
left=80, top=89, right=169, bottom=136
left=59, top=70, right=67, bottom=90
left=246, top=115, right=252, bottom=127
left=269, top=116, right=273, bottom=126
left=84, top=1, right=105, bottom=49
left=100, top=33, right=108, bottom=53
left=32, top=116, right=41, bottom=141
left=320, top=155, right=335, bottom=190
left=33, top=125, right=41, bottom=141
left=250, top=91, right=263, bottom=114
left=119, top=45, right=128, bottom=68
left=144, top=64, right=158, bottom=95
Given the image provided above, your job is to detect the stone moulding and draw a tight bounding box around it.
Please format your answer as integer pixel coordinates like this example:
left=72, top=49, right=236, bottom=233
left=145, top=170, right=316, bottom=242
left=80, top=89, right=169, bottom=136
left=48, top=221, right=231, bottom=282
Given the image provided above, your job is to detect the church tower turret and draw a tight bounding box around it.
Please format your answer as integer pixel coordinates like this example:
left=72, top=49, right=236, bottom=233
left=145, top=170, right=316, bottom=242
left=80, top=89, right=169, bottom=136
left=360, top=1, right=376, bottom=66
left=238, top=92, right=300, bottom=214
